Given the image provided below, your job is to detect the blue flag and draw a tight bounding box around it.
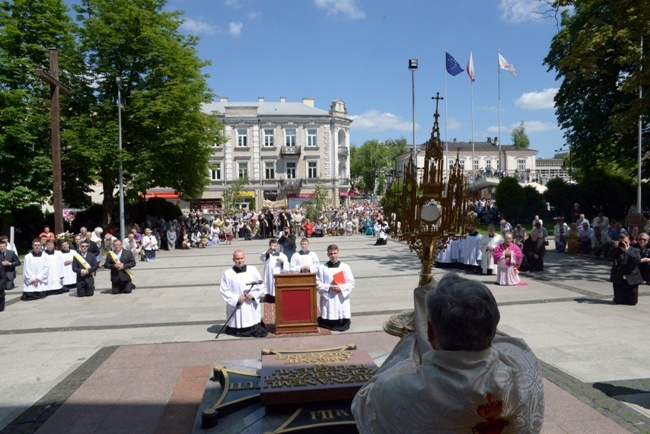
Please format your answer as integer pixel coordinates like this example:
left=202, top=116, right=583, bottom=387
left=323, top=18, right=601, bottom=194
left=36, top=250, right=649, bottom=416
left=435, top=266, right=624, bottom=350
left=446, top=52, right=464, bottom=76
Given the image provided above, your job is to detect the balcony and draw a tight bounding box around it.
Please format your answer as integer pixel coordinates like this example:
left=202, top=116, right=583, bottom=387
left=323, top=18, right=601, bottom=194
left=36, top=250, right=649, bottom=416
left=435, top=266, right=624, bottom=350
left=338, top=146, right=349, bottom=157
left=281, top=145, right=301, bottom=156
left=283, top=178, right=302, bottom=189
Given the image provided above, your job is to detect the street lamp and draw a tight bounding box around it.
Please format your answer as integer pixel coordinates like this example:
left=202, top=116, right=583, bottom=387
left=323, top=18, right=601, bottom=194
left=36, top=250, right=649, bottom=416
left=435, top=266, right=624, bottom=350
left=116, top=77, right=125, bottom=239
left=409, top=59, right=418, bottom=163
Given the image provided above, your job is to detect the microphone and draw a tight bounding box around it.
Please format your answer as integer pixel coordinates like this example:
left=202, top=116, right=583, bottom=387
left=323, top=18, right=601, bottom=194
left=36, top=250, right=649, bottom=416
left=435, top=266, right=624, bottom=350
left=246, top=280, right=263, bottom=285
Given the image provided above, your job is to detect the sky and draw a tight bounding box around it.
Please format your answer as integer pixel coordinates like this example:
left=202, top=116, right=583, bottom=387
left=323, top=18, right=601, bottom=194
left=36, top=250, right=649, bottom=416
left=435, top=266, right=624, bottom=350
left=168, top=0, right=567, bottom=158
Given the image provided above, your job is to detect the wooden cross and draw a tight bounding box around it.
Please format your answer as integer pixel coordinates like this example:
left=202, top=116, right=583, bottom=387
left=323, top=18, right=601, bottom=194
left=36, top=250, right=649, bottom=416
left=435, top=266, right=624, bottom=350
left=35, top=48, right=72, bottom=236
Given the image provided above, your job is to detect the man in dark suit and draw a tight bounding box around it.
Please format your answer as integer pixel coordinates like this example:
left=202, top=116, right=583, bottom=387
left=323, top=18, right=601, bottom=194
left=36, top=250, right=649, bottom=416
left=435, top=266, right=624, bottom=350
left=103, top=239, right=136, bottom=294
left=0, top=253, right=6, bottom=311
left=0, top=238, right=21, bottom=290
left=607, top=233, right=643, bottom=306
left=72, top=241, right=99, bottom=297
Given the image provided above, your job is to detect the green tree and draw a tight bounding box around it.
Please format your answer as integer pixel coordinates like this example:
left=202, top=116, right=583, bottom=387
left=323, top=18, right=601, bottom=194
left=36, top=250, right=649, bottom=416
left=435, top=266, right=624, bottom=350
left=222, top=176, right=248, bottom=215
left=303, top=178, right=331, bottom=221
left=350, top=139, right=391, bottom=194
left=511, top=121, right=530, bottom=149
left=72, top=0, right=223, bottom=225
left=543, top=178, right=578, bottom=219
left=522, top=186, right=545, bottom=221
left=544, top=1, right=649, bottom=175
left=495, top=177, right=526, bottom=222
left=0, top=0, right=81, bottom=230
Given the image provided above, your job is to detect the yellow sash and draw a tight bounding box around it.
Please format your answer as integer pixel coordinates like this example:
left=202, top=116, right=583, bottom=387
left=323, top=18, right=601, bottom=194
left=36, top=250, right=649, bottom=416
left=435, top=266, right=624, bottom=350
left=108, top=251, right=135, bottom=281
left=72, top=251, right=95, bottom=278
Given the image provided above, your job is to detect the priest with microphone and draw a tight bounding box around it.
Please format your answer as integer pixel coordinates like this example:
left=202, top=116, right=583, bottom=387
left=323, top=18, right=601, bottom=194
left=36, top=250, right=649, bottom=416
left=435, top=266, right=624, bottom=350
left=220, top=250, right=268, bottom=337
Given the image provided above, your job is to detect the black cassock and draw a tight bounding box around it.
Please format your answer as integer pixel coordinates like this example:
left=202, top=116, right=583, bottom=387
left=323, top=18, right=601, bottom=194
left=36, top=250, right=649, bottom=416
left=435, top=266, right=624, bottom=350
left=521, top=236, right=546, bottom=272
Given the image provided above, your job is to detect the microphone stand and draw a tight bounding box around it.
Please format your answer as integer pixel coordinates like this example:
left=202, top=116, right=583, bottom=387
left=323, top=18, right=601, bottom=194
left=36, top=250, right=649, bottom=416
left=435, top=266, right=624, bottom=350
left=215, top=282, right=259, bottom=339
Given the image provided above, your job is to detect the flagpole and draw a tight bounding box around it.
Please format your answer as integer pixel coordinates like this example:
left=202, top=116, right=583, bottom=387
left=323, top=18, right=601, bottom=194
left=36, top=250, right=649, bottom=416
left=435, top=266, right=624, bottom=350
left=638, top=36, right=644, bottom=212
left=444, top=50, right=449, bottom=177
left=471, top=79, right=475, bottom=182
left=498, top=49, right=502, bottom=174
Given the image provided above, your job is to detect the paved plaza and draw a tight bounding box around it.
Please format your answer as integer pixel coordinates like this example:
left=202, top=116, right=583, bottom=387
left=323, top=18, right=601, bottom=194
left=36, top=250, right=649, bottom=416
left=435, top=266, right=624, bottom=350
left=0, top=234, right=649, bottom=433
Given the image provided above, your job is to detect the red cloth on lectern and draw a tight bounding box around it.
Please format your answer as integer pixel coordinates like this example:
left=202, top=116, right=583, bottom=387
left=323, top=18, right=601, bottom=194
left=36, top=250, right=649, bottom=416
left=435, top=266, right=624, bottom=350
left=282, top=289, right=311, bottom=321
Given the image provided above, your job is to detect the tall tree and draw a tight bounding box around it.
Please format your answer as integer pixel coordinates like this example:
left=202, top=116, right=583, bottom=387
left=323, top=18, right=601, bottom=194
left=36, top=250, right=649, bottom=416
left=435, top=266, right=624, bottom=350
left=511, top=121, right=530, bottom=149
left=544, top=1, right=649, bottom=175
left=73, top=0, right=223, bottom=226
left=495, top=177, right=526, bottom=222
left=0, top=0, right=80, bottom=230
left=350, top=139, right=391, bottom=193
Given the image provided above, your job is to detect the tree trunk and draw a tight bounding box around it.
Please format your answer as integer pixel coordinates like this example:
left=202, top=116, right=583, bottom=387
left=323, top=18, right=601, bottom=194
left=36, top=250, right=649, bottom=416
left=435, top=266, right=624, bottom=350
left=102, top=180, right=115, bottom=228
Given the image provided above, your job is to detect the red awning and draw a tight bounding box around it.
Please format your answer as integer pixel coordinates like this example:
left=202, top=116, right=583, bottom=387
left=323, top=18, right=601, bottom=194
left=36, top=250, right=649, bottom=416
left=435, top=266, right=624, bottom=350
left=286, top=193, right=315, bottom=199
left=140, top=190, right=180, bottom=199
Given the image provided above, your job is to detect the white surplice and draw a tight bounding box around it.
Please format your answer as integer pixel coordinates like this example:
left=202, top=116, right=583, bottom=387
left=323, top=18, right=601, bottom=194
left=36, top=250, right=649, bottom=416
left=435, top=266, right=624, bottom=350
left=44, top=250, right=64, bottom=292
left=220, top=266, right=266, bottom=329
left=60, top=250, right=77, bottom=286
left=315, top=262, right=354, bottom=320
left=480, top=233, right=503, bottom=274
left=290, top=250, right=320, bottom=273
left=23, top=252, right=49, bottom=294
left=259, top=251, right=289, bottom=296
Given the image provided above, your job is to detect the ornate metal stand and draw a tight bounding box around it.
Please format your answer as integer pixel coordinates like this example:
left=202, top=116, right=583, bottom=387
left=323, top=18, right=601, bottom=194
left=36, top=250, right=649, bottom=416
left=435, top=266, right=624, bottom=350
left=384, top=94, right=476, bottom=338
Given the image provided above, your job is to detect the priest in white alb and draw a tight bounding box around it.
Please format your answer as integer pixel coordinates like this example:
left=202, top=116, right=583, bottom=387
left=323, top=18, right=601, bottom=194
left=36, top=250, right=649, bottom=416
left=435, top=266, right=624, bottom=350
left=290, top=238, right=320, bottom=273
left=479, top=223, right=503, bottom=276
left=221, top=250, right=267, bottom=338
left=22, top=238, right=49, bottom=300
left=259, top=239, right=289, bottom=303
left=352, top=274, right=544, bottom=433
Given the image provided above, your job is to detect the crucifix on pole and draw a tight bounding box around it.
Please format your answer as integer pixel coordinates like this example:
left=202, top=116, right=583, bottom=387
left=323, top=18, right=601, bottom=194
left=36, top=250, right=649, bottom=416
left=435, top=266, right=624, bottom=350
left=35, top=48, right=72, bottom=236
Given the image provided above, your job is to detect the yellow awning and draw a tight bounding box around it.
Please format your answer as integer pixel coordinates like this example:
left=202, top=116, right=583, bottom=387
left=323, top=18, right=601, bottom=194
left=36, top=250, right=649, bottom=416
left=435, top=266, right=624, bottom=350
left=238, top=191, right=255, bottom=198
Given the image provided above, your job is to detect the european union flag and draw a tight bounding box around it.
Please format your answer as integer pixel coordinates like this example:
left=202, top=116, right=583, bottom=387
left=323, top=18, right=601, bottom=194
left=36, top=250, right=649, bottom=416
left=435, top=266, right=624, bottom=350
left=446, top=52, right=464, bottom=76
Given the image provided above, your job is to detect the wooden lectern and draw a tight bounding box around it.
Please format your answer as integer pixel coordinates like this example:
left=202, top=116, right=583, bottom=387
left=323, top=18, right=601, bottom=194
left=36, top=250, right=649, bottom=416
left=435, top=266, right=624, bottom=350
left=274, top=273, right=318, bottom=334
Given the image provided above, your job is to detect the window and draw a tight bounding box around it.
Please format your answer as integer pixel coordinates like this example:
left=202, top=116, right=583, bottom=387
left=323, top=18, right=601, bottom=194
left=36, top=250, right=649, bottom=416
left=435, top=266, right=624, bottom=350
left=448, top=160, right=455, bottom=170
left=486, top=160, right=492, bottom=170
left=237, top=129, right=248, bottom=147
left=308, top=161, right=318, bottom=178
left=307, top=129, right=317, bottom=147
left=264, top=129, right=274, bottom=147
left=238, top=162, right=248, bottom=178
left=265, top=161, right=275, bottom=179
left=473, top=159, right=479, bottom=170
left=210, top=163, right=221, bottom=181
left=459, top=160, right=465, bottom=171
left=285, top=128, right=296, bottom=146
left=517, top=159, right=526, bottom=170
left=286, top=162, right=296, bottom=179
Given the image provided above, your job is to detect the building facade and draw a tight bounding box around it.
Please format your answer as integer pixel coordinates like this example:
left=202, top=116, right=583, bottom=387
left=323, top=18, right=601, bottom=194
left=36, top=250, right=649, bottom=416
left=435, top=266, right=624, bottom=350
left=197, top=97, right=353, bottom=211
left=395, top=137, right=539, bottom=183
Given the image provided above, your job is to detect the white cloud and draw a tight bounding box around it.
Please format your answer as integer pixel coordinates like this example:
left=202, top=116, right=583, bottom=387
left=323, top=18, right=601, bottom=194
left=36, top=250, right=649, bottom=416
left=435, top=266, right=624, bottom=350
left=314, top=0, right=365, bottom=19
left=446, top=117, right=462, bottom=130
left=224, top=0, right=241, bottom=9
left=498, top=0, right=542, bottom=23
left=487, top=120, right=557, bottom=135
left=515, top=88, right=558, bottom=110
left=517, top=120, right=558, bottom=133
left=350, top=110, right=415, bottom=132
left=181, top=17, right=217, bottom=35
left=228, top=22, right=243, bottom=37
left=248, top=10, right=261, bottom=19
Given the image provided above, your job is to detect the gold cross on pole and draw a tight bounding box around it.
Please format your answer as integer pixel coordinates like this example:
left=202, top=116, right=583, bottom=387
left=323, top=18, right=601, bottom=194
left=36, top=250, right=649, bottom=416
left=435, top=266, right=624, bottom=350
left=35, top=48, right=72, bottom=236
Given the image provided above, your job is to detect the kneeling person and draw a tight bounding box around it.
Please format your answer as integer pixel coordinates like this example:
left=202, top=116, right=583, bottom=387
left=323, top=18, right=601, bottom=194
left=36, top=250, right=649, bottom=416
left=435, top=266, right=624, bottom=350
left=104, top=239, right=136, bottom=294
left=221, top=250, right=267, bottom=337
left=316, top=244, right=354, bottom=331
left=72, top=241, right=99, bottom=297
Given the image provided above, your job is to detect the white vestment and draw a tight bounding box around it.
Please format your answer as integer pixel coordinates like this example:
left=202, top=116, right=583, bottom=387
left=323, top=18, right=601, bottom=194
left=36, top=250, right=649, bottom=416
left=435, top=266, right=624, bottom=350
left=315, top=262, right=354, bottom=320
left=352, top=332, right=545, bottom=434
left=461, top=232, right=483, bottom=266
left=60, top=250, right=77, bottom=286
left=259, top=251, right=289, bottom=296
left=44, top=250, right=64, bottom=292
left=220, top=266, right=265, bottom=329
left=290, top=250, right=320, bottom=273
left=480, top=233, right=503, bottom=273
left=23, top=252, right=49, bottom=294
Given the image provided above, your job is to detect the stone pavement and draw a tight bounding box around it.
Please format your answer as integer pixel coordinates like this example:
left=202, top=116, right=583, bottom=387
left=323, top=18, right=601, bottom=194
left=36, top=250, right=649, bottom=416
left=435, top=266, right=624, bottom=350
left=0, top=235, right=649, bottom=433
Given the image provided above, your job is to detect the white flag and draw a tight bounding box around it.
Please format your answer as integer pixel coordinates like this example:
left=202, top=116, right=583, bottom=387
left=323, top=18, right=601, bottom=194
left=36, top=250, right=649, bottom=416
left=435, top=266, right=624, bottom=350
left=498, top=53, right=517, bottom=76
left=466, top=52, right=475, bottom=82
